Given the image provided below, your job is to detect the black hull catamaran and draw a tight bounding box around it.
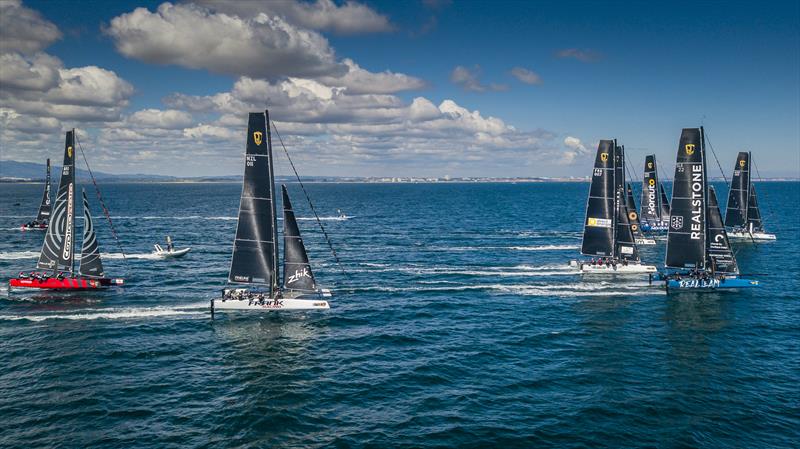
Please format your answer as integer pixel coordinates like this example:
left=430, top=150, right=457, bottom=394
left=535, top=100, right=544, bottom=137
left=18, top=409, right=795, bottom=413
left=9, top=131, right=123, bottom=291
left=660, top=128, right=758, bottom=290
left=570, top=140, right=656, bottom=274
left=639, top=154, right=671, bottom=232
left=724, top=152, right=776, bottom=241
left=20, top=159, right=52, bottom=231
left=213, top=111, right=331, bottom=312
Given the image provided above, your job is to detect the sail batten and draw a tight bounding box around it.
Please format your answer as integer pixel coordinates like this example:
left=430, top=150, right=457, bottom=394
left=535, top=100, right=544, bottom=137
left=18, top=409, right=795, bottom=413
left=665, top=128, right=707, bottom=269
left=35, top=159, right=52, bottom=222
left=580, top=140, right=616, bottom=257
left=78, top=190, right=104, bottom=278
left=282, top=185, right=317, bottom=292
left=37, top=131, right=76, bottom=273
left=227, top=112, right=278, bottom=292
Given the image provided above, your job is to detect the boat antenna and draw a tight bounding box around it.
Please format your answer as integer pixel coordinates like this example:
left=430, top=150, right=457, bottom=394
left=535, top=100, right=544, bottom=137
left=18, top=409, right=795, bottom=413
left=270, top=121, right=352, bottom=284
left=74, top=133, right=128, bottom=266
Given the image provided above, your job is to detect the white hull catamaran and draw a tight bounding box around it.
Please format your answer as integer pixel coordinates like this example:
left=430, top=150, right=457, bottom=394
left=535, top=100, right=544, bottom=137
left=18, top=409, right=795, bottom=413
left=571, top=140, right=657, bottom=274
left=212, top=111, right=331, bottom=314
left=724, top=151, right=776, bottom=241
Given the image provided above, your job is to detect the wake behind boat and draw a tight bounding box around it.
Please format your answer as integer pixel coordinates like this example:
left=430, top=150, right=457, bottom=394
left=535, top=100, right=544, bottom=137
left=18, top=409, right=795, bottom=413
left=20, top=158, right=52, bottom=231
left=724, top=151, right=776, bottom=241
left=8, top=131, right=124, bottom=292
left=153, top=236, right=191, bottom=258
left=571, top=140, right=656, bottom=274
left=212, top=111, right=331, bottom=314
left=658, top=127, right=759, bottom=290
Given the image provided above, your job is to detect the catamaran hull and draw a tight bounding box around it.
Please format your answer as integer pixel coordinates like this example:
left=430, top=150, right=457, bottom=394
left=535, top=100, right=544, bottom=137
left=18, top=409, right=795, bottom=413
left=8, top=277, right=124, bottom=290
left=153, top=247, right=191, bottom=258
left=635, top=238, right=657, bottom=245
left=727, top=231, right=776, bottom=241
left=665, top=277, right=760, bottom=290
left=20, top=224, right=47, bottom=231
left=213, top=295, right=331, bottom=311
left=569, top=260, right=657, bottom=274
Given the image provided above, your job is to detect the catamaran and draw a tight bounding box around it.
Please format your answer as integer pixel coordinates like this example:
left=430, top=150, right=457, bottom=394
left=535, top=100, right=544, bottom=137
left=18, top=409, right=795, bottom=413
left=8, top=131, right=124, bottom=291
left=570, top=140, right=657, bottom=274
left=659, top=128, right=759, bottom=290
left=212, top=111, right=331, bottom=313
left=625, top=182, right=655, bottom=245
left=20, top=158, right=52, bottom=231
left=724, top=152, right=776, bottom=241
left=639, top=154, right=671, bottom=232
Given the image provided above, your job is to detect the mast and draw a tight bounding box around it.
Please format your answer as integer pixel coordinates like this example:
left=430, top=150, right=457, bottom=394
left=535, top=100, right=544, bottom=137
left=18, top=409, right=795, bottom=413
left=37, top=130, right=76, bottom=275
left=36, top=158, right=52, bottom=222
left=580, top=140, right=616, bottom=257
left=641, top=154, right=661, bottom=226
left=706, top=186, right=738, bottom=275
left=265, top=110, right=280, bottom=292
left=724, top=151, right=750, bottom=228
left=281, top=185, right=317, bottom=293
left=665, top=127, right=707, bottom=269
left=227, top=112, right=278, bottom=294
left=78, top=189, right=105, bottom=278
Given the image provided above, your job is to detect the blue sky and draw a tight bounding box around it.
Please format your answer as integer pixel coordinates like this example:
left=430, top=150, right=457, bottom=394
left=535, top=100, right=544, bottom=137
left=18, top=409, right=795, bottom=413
left=2, top=0, right=798, bottom=178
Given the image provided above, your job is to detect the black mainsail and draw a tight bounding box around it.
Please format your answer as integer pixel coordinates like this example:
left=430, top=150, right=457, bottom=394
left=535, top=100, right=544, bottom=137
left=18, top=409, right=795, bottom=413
left=707, top=186, right=738, bottom=274
left=665, top=128, right=707, bottom=269
left=281, top=185, right=317, bottom=293
left=640, top=155, right=661, bottom=225
left=625, top=183, right=646, bottom=240
left=724, top=151, right=765, bottom=232
left=78, top=189, right=104, bottom=278
left=228, top=111, right=279, bottom=293
left=37, top=131, right=76, bottom=273
left=36, top=158, right=52, bottom=222
left=581, top=140, right=616, bottom=257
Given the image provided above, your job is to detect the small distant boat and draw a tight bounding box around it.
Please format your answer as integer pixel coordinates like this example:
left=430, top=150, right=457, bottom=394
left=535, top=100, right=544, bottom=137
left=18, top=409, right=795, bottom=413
left=571, top=140, right=657, bottom=274
left=639, top=154, right=671, bottom=232
left=724, top=152, right=776, bottom=241
left=153, top=236, right=191, bottom=258
left=626, top=182, right=655, bottom=245
left=212, top=111, right=331, bottom=313
left=9, top=131, right=124, bottom=291
left=20, top=158, right=52, bottom=231
left=659, top=127, right=759, bottom=290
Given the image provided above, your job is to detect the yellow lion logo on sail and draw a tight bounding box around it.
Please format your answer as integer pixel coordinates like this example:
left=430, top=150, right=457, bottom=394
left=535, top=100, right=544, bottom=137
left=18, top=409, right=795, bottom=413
left=685, top=144, right=695, bottom=155
left=253, top=131, right=263, bottom=146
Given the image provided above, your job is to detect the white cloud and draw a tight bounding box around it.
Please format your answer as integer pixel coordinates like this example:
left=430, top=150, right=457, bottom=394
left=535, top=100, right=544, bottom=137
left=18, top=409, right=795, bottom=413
left=128, top=109, right=193, bottom=129
left=0, top=0, right=61, bottom=54
left=0, top=52, right=62, bottom=91
left=317, top=59, right=425, bottom=94
left=193, top=0, right=393, bottom=35
left=450, top=65, right=507, bottom=92
left=107, top=2, right=347, bottom=80
left=510, top=67, right=542, bottom=85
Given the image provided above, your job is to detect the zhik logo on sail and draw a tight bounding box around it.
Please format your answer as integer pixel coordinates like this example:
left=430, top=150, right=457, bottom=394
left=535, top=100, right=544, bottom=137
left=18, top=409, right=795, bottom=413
left=287, top=267, right=311, bottom=284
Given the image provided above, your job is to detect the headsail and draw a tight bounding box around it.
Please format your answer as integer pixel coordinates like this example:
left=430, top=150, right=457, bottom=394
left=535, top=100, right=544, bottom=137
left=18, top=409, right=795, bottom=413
left=665, top=128, right=707, bottom=269
left=37, top=131, right=76, bottom=273
left=658, top=182, right=671, bottom=219
left=228, top=111, right=279, bottom=293
left=580, top=140, right=616, bottom=257
left=36, top=158, right=52, bottom=222
left=616, top=186, right=640, bottom=261
left=281, top=185, right=317, bottom=293
left=724, top=151, right=750, bottom=228
left=625, top=183, right=645, bottom=240
left=747, top=184, right=763, bottom=232
left=706, top=187, right=738, bottom=274
left=640, top=154, right=661, bottom=225
left=78, top=189, right=104, bottom=278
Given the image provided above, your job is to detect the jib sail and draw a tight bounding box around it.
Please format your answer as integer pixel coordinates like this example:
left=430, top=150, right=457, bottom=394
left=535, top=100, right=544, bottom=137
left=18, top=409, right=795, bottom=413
left=724, top=151, right=750, bottom=228
left=228, top=111, right=279, bottom=293
left=580, top=140, right=616, bottom=257
left=281, top=185, right=317, bottom=293
left=665, top=128, right=707, bottom=269
left=78, top=189, right=105, bottom=278
left=36, top=158, right=52, bottom=222
left=616, top=185, right=640, bottom=261
left=706, top=186, right=738, bottom=274
left=659, top=182, right=671, bottom=219
left=625, top=183, right=645, bottom=240
left=747, top=184, right=763, bottom=232
left=37, top=131, right=76, bottom=273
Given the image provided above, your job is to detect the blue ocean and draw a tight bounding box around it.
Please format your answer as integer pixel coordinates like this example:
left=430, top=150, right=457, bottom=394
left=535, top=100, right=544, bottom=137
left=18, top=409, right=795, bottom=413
left=1, top=181, right=798, bottom=448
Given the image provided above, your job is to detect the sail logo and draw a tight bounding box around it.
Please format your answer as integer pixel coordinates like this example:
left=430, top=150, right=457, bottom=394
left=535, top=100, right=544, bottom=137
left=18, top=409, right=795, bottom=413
left=689, top=164, right=703, bottom=239
left=600, top=153, right=608, bottom=162
left=67, top=146, right=73, bottom=157
left=685, top=144, right=695, bottom=155
left=671, top=216, right=683, bottom=230
left=648, top=179, right=655, bottom=186
left=647, top=162, right=653, bottom=169
left=253, top=131, right=263, bottom=146
left=587, top=217, right=612, bottom=228
left=629, top=211, right=637, bottom=221
left=287, top=267, right=311, bottom=284
left=739, top=159, right=746, bottom=168
left=62, top=184, right=74, bottom=260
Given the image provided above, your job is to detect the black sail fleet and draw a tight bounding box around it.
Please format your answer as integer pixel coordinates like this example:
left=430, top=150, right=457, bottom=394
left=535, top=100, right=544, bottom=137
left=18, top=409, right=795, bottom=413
left=724, top=151, right=775, bottom=240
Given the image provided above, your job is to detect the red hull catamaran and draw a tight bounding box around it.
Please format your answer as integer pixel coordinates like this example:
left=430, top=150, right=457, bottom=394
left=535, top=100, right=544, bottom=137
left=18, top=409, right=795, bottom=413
left=8, top=130, right=123, bottom=292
